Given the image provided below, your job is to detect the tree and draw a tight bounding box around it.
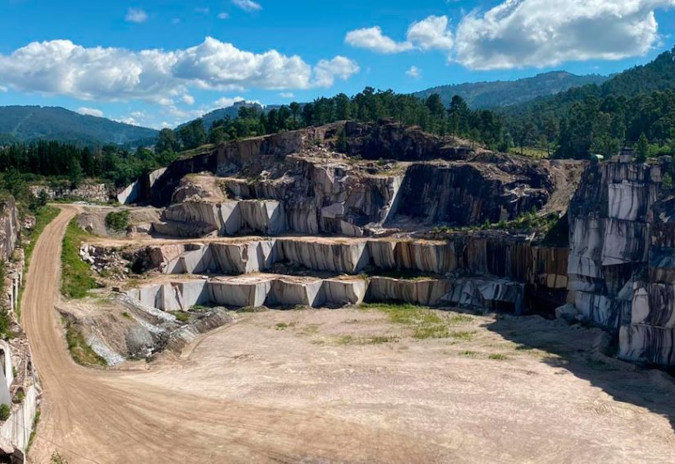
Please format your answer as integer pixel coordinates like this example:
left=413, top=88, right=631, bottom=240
left=177, top=120, right=207, bottom=150
left=636, top=132, right=649, bottom=163
left=514, top=121, right=536, bottom=155
left=289, top=102, right=302, bottom=127
left=156, top=128, right=180, bottom=153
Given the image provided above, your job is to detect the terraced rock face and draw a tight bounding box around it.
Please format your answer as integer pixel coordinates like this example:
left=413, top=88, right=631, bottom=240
left=119, top=121, right=567, bottom=237
left=562, top=160, right=675, bottom=366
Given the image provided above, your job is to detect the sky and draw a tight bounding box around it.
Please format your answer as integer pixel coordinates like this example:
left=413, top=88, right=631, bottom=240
left=0, top=0, right=674, bottom=129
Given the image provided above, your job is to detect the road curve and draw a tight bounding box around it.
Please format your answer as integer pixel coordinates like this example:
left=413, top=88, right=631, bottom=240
left=22, top=206, right=444, bottom=464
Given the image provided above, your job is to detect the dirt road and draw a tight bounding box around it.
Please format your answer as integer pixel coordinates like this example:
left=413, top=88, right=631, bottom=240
left=22, top=207, right=449, bottom=463
left=22, top=207, right=675, bottom=463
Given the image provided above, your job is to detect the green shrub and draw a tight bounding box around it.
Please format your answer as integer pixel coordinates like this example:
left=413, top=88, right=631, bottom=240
left=0, top=403, right=10, bottom=421
left=105, top=210, right=131, bottom=232
left=61, top=220, right=97, bottom=299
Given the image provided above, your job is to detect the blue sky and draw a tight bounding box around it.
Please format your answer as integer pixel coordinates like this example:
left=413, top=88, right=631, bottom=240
left=0, top=0, right=674, bottom=128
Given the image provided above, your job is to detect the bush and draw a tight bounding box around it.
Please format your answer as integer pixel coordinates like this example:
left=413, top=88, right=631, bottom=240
left=0, top=403, right=10, bottom=421
left=105, top=210, right=131, bottom=232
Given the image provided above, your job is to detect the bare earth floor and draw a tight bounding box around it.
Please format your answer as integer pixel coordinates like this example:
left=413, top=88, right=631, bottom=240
left=24, top=208, right=675, bottom=463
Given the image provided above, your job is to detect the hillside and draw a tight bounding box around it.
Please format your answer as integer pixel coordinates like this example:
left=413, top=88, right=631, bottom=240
left=0, top=106, right=158, bottom=145
left=177, top=101, right=265, bottom=131
left=413, top=71, right=608, bottom=109
left=506, top=47, right=675, bottom=118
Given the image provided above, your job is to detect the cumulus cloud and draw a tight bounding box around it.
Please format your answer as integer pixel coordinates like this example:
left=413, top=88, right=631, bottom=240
left=454, top=0, right=675, bottom=70
left=406, top=65, right=421, bottom=79
left=345, top=27, right=413, bottom=54
left=218, top=12, right=230, bottom=19
left=280, top=92, right=295, bottom=98
left=125, top=8, right=148, bottom=23
left=347, top=2, right=673, bottom=69
left=232, top=0, right=262, bottom=12
left=312, top=56, right=361, bottom=87
left=345, top=16, right=453, bottom=54
left=0, top=37, right=359, bottom=103
left=407, top=15, right=453, bottom=51
left=77, top=107, right=104, bottom=117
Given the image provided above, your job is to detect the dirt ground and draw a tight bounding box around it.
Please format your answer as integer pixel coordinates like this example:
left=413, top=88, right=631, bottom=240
left=23, top=207, right=675, bottom=463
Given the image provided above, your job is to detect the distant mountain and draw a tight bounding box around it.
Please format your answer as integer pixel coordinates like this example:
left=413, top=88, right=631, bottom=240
left=505, top=47, right=675, bottom=118
left=0, top=106, right=158, bottom=145
left=413, top=71, right=609, bottom=109
left=178, top=101, right=266, bottom=131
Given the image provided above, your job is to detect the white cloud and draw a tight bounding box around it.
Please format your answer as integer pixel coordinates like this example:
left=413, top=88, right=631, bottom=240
left=76, top=107, right=104, bottom=117
left=345, top=27, right=413, bottom=54
left=346, top=16, right=453, bottom=54
left=125, top=8, right=148, bottom=23
left=407, top=15, right=453, bottom=51
left=182, top=94, right=195, bottom=105
left=0, top=86, right=7, bottom=92
left=312, top=56, right=361, bottom=87
left=211, top=96, right=246, bottom=108
left=280, top=92, right=294, bottom=98
left=232, top=0, right=262, bottom=12
left=0, top=37, right=359, bottom=103
left=406, top=65, right=422, bottom=79
left=454, top=0, right=675, bottom=70
left=218, top=12, right=230, bottom=19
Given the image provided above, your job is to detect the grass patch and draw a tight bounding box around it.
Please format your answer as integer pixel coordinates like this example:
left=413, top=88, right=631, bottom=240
left=361, top=303, right=469, bottom=341
left=460, top=350, right=478, bottom=357
left=337, top=335, right=399, bottom=345
left=275, top=322, right=297, bottom=330
left=61, top=219, right=97, bottom=299
left=488, top=354, right=509, bottom=361
left=170, top=311, right=190, bottom=323
left=121, top=312, right=131, bottom=320
left=414, top=325, right=450, bottom=340
left=26, top=409, right=40, bottom=453
left=449, top=331, right=476, bottom=341
left=447, top=314, right=474, bottom=325
left=64, top=320, right=106, bottom=367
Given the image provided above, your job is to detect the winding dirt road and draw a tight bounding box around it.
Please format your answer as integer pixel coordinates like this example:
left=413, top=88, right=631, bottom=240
left=22, top=206, right=447, bottom=463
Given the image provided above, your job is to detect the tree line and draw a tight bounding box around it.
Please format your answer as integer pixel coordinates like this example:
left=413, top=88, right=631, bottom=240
left=162, top=88, right=510, bottom=153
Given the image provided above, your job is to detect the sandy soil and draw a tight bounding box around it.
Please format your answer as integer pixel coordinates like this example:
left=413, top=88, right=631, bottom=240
left=23, top=207, right=675, bottom=463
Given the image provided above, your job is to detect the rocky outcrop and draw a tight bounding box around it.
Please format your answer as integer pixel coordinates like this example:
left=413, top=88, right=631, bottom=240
left=0, top=198, right=19, bottom=262
left=126, top=275, right=368, bottom=311
left=117, top=168, right=166, bottom=205
left=118, top=122, right=569, bottom=238
left=565, top=159, right=675, bottom=367
left=114, top=231, right=568, bottom=314
left=31, top=183, right=111, bottom=203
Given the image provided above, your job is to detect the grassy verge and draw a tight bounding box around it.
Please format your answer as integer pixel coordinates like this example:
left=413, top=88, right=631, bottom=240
left=61, top=219, right=97, bottom=299
left=64, top=320, right=106, bottom=367
left=24, top=206, right=60, bottom=268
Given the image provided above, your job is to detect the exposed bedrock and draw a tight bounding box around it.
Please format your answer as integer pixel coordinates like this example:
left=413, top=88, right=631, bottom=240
left=119, top=122, right=568, bottom=238
left=127, top=275, right=368, bottom=311
left=396, top=163, right=553, bottom=226
left=128, top=273, right=529, bottom=314
left=567, top=160, right=675, bottom=367
left=122, top=232, right=567, bottom=313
